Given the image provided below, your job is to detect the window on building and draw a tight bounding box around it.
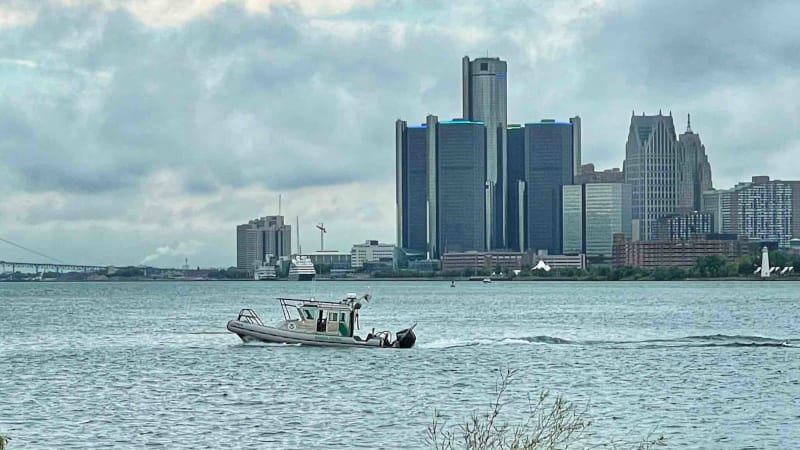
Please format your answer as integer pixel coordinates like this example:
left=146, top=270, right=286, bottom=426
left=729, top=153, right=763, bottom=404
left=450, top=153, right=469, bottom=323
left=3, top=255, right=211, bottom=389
left=480, top=62, right=488, bottom=71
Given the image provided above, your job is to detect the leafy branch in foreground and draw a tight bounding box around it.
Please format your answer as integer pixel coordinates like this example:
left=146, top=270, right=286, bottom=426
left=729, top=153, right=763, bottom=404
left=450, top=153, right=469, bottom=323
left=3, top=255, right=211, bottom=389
left=426, top=368, right=666, bottom=450
left=0, top=432, right=9, bottom=450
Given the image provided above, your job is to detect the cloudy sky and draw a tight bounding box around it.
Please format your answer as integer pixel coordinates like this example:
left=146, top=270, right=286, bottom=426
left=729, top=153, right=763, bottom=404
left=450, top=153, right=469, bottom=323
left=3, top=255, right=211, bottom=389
left=1, top=0, right=799, bottom=268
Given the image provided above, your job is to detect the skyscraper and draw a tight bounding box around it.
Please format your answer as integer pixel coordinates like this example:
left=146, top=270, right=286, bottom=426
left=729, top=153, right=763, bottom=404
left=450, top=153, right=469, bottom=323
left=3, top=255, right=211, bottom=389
left=623, top=112, right=679, bottom=240
left=462, top=56, right=507, bottom=249
left=677, top=114, right=713, bottom=212
left=435, top=119, right=487, bottom=255
left=395, top=120, right=428, bottom=253
left=236, top=216, right=292, bottom=271
left=733, top=176, right=800, bottom=247
left=524, top=120, right=574, bottom=254
left=562, top=183, right=632, bottom=259
left=570, top=116, right=582, bottom=177
left=506, top=125, right=525, bottom=252
left=702, top=189, right=736, bottom=234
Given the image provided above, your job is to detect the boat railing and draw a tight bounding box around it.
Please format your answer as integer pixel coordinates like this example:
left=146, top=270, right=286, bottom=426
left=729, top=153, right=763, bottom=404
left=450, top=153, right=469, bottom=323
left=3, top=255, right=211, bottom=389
left=236, top=309, right=264, bottom=326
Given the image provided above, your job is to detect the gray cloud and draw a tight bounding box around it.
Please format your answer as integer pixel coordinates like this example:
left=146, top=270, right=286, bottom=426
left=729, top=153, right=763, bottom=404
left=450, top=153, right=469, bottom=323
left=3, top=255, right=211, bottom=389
left=1, top=0, right=799, bottom=266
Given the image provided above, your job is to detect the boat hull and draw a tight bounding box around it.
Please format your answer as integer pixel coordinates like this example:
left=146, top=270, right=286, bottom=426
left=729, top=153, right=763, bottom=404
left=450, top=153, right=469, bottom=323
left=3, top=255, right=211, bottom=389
left=288, top=273, right=315, bottom=281
left=227, top=320, right=405, bottom=348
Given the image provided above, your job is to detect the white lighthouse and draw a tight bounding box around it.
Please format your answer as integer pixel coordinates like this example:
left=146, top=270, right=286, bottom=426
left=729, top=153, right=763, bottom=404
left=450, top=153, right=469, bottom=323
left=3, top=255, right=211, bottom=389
left=759, top=246, right=770, bottom=278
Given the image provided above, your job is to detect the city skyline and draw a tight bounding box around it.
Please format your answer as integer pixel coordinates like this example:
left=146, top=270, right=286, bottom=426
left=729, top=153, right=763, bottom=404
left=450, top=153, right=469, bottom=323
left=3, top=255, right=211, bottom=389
left=1, top=0, right=799, bottom=267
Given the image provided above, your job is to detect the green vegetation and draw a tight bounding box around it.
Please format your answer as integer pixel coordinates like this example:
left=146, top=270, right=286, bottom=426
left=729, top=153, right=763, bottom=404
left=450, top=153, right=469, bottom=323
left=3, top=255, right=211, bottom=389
left=207, top=267, right=251, bottom=279
left=0, top=432, right=8, bottom=450
left=427, top=369, right=665, bottom=450
left=110, top=266, right=145, bottom=277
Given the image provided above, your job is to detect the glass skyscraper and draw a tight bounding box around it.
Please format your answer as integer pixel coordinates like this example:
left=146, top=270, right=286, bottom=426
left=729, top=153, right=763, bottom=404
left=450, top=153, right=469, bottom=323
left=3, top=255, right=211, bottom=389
left=506, top=125, right=525, bottom=252
left=524, top=120, right=574, bottom=254
left=462, top=56, right=507, bottom=249
left=435, top=119, right=487, bottom=254
left=395, top=120, right=428, bottom=253
left=562, top=184, right=632, bottom=259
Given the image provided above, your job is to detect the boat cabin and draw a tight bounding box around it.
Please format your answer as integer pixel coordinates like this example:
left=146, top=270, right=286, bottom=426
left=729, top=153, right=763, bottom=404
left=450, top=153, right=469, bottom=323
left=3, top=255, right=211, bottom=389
left=277, top=294, right=363, bottom=337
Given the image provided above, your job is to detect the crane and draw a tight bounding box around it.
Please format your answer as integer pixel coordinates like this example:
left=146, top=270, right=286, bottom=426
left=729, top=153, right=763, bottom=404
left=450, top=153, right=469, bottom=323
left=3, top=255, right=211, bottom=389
left=316, top=223, right=327, bottom=251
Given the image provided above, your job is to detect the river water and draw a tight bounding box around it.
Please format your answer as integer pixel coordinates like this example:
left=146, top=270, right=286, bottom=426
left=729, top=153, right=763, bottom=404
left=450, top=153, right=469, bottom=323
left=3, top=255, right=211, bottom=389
left=1, top=281, right=798, bottom=449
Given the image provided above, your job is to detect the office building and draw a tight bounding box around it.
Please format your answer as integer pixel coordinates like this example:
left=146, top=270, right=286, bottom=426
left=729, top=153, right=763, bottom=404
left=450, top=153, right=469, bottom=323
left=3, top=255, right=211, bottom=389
left=624, top=112, right=679, bottom=240
left=395, top=120, right=428, bottom=253
left=575, top=163, right=624, bottom=184
left=351, top=240, right=395, bottom=269
left=570, top=116, right=582, bottom=177
left=435, top=119, right=487, bottom=255
left=676, top=115, right=713, bottom=211
left=562, top=183, right=632, bottom=259
left=702, top=189, right=736, bottom=234
left=462, top=56, right=507, bottom=248
left=524, top=120, right=574, bottom=254
left=236, top=216, right=291, bottom=271
left=506, top=125, right=525, bottom=252
left=655, top=212, right=714, bottom=241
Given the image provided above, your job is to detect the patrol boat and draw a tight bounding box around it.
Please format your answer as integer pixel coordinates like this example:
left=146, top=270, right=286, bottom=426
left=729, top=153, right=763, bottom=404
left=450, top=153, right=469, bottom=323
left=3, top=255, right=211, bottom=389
left=226, top=293, right=417, bottom=348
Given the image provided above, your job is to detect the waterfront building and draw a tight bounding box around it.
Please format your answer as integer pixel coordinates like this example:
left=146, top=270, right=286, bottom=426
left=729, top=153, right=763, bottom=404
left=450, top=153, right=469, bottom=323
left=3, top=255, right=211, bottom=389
left=562, top=183, right=632, bottom=260
left=236, top=216, right=291, bottom=271
left=676, top=115, right=713, bottom=212
left=462, top=56, right=507, bottom=248
left=435, top=119, right=487, bottom=255
left=612, top=233, right=748, bottom=268
left=702, top=189, right=736, bottom=234
left=395, top=120, right=428, bottom=253
left=350, top=240, right=395, bottom=269
left=655, top=212, right=714, bottom=241
left=623, top=112, right=679, bottom=240
left=574, top=163, right=624, bottom=184
left=441, top=251, right=525, bottom=273
left=530, top=251, right=587, bottom=270
left=524, top=120, right=574, bottom=254
left=299, top=250, right=351, bottom=270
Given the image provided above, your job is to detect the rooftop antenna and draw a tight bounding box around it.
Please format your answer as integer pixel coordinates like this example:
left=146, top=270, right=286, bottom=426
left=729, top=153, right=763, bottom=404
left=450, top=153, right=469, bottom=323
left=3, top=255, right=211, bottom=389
left=278, top=194, right=282, bottom=215
left=686, top=113, right=693, bottom=133
left=316, top=223, right=327, bottom=251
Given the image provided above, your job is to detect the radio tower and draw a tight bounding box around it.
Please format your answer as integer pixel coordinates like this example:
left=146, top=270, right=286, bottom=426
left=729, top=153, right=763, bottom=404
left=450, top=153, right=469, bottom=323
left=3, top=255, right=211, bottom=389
left=316, top=223, right=327, bottom=251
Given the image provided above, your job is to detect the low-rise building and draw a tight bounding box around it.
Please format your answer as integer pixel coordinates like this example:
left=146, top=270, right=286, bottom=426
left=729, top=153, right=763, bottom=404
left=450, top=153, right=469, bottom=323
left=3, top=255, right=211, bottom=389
left=299, top=251, right=351, bottom=270
left=350, top=240, right=395, bottom=269
left=442, top=251, right=525, bottom=273
left=530, top=251, right=587, bottom=270
left=612, top=233, right=748, bottom=268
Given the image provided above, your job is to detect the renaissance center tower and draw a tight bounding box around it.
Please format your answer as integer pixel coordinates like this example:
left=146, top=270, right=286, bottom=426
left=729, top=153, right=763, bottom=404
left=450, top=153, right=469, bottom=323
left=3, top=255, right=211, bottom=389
left=462, top=56, right=508, bottom=249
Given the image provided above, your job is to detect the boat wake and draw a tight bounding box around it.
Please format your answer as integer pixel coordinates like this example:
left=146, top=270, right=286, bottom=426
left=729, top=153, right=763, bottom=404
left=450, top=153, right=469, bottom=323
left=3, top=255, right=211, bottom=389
left=420, top=334, right=798, bottom=350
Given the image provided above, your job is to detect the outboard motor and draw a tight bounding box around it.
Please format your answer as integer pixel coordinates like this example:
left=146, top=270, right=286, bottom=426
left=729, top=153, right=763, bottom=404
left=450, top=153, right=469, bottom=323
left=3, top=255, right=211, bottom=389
left=393, top=324, right=417, bottom=349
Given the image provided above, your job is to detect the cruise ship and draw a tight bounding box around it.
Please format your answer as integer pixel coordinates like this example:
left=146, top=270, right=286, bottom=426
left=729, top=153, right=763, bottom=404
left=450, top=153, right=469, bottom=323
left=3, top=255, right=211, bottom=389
left=253, top=263, right=278, bottom=281
left=288, top=256, right=316, bottom=281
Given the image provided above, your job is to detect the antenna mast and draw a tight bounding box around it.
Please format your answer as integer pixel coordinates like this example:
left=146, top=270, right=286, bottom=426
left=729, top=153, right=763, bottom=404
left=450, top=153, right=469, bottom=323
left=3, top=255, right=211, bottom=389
left=278, top=194, right=282, bottom=215
left=296, top=216, right=302, bottom=254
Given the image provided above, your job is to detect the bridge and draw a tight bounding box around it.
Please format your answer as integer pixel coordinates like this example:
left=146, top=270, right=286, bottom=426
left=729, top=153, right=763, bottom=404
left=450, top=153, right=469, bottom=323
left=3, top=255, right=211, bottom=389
left=0, top=260, right=108, bottom=274
left=1, top=236, right=108, bottom=274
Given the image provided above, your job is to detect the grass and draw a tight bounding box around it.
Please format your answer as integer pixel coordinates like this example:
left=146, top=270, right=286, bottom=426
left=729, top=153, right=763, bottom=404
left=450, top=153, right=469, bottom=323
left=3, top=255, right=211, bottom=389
left=426, top=368, right=666, bottom=450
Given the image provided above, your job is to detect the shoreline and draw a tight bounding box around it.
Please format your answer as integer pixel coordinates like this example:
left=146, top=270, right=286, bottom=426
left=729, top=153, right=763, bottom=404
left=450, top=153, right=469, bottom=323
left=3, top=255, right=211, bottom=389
left=2, top=276, right=798, bottom=283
